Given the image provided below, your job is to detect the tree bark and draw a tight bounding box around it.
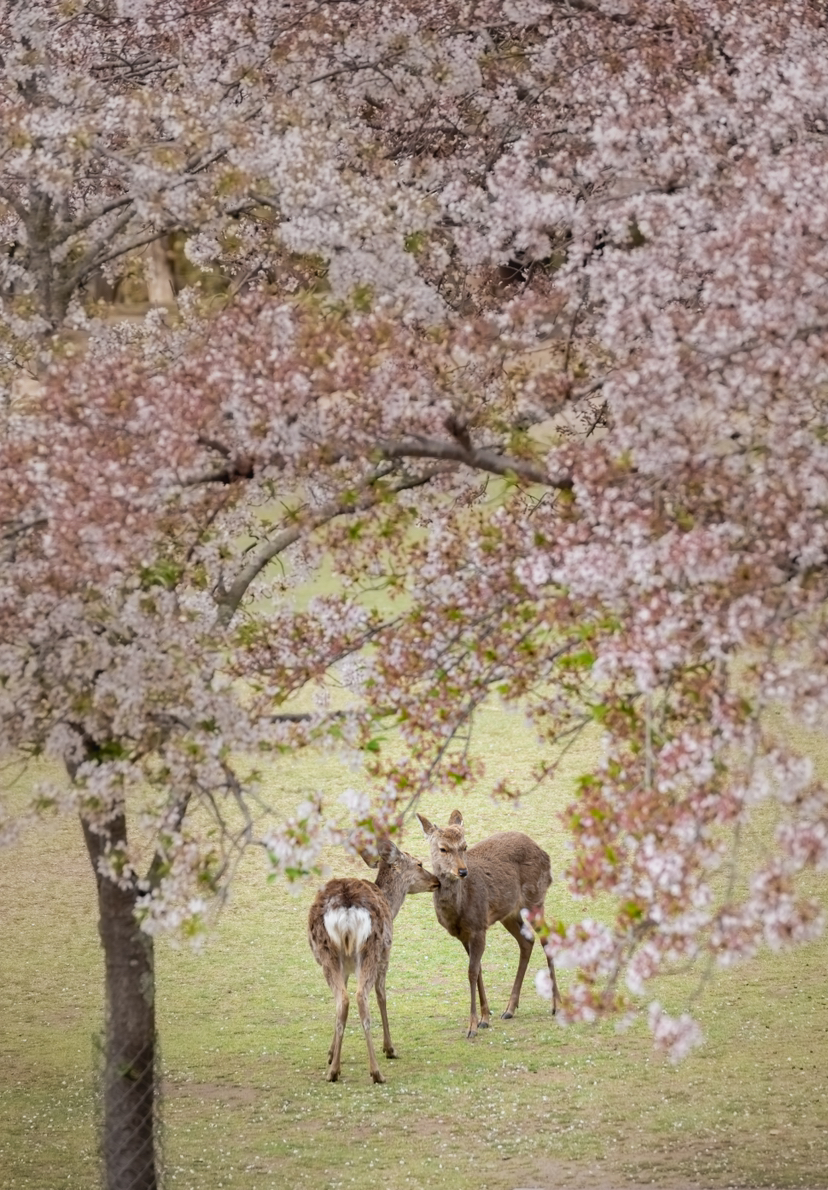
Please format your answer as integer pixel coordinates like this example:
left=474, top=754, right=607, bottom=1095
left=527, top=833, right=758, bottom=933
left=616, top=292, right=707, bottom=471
left=145, top=238, right=177, bottom=308
left=82, top=813, right=158, bottom=1190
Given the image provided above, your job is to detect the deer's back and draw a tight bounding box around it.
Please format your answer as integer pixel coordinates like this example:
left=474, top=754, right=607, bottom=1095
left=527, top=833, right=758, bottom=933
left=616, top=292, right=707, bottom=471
left=308, top=877, right=393, bottom=968
left=468, top=831, right=552, bottom=923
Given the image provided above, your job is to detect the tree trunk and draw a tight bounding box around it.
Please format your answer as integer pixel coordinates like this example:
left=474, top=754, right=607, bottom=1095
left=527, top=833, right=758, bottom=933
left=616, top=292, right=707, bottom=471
left=25, top=187, right=71, bottom=332
left=145, top=238, right=177, bottom=307
left=82, top=814, right=158, bottom=1190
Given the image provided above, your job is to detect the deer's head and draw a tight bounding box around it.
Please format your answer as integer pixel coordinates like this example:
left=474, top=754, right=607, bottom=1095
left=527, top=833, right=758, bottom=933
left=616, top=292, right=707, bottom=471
left=358, top=834, right=439, bottom=893
left=416, top=809, right=468, bottom=881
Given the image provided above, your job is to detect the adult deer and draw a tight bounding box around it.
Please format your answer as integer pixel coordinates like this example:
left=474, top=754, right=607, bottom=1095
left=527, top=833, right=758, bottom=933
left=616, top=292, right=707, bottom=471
left=308, top=836, right=438, bottom=1083
left=417, top=809, right=560, bottom=1038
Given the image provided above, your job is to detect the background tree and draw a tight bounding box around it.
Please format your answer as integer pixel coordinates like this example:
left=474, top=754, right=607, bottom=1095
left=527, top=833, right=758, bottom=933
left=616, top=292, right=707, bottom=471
left=5, top=0, right=828, bottom=1185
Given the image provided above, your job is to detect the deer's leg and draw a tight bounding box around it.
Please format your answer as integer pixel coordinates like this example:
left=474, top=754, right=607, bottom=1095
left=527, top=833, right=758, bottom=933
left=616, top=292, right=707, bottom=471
left=461, top=937, right=491, bottom=1030
left=533, top=898, right=560, bottom=1015
left=374, top=965, right=397, bottom=1058
left=326, top=970, right=349, bottom=1082
left=464, top=933, right=487, bottom=1039
left=476, top=962, right=491, bottom=1028
left=545, top=941, right=560, bottom=1016
left=355, top=969, right=385, bottom=1084
left=500, top=912, right=535, bottom=1019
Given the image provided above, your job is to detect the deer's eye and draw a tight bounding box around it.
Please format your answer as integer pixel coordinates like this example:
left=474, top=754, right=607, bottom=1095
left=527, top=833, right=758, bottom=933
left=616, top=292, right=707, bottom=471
left=439, top=847, right=448, bottom=853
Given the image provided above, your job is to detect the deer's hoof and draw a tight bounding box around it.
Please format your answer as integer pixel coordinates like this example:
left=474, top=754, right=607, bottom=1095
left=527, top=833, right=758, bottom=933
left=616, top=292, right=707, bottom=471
left=478, top=1019, right=490, bottom=1028
left=500, top=1010, right=515, bottom=1020
left=384, top=1047, right=398, bottom=1059
left=371, top=1070, right=386, bottom=1084
left=466, top=1028, right=478, bottom=1039
left=326, top=1069, right=340, bottom=1082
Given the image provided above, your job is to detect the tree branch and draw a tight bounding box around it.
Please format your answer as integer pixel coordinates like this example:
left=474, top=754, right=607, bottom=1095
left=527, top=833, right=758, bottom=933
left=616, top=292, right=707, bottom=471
left=214, top=463, right=449, bottom=627
left=549, top=0, right=639, bottom=27
left=144, top=790, right=194, bottom=887
left=376, top=435, right=573, bottom=489
left=56, top=194, right=135, bottom=244
left=63, top=209, right=145, bottom=292
left=78, top=225, right=174, bottom=278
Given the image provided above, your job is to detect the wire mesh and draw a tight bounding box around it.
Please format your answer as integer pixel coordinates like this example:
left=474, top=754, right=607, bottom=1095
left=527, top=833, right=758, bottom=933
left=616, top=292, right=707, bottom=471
left=94, top=1026, right=164, bottom=1190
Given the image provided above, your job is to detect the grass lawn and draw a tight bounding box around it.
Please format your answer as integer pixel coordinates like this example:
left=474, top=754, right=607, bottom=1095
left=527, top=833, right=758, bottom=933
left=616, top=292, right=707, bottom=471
left=1, top=705, right=827, bottom=1190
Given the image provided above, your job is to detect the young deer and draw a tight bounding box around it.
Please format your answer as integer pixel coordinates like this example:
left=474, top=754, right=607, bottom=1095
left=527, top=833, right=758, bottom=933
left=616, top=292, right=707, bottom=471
left=417, top=809, right=560, bottom=1038
left=307, top=837, right=438, bottom=1083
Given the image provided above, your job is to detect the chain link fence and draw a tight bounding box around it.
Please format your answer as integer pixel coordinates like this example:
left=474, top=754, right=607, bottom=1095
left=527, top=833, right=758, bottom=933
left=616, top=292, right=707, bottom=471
left=94, top=1029, right=164, bottom=1190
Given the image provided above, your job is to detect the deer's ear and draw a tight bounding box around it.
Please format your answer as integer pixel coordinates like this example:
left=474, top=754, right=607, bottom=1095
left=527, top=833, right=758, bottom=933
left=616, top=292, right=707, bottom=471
left=356, top=844, right=380, bottom=869
left=448, top=809, right=464, bottom=826
left=416, top=812, right=435, bottom=837
left=376, top=835, right=400, bottom=865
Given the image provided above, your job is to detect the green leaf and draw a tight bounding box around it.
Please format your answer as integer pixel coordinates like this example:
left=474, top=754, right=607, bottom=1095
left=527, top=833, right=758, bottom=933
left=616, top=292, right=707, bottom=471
left=403, top=230, right=426, bottom=253
left=139, top=559, right=184, bottom=591
left=560, top=649, right=596, bottom=671
left=352, top=283, right=374, bottom=312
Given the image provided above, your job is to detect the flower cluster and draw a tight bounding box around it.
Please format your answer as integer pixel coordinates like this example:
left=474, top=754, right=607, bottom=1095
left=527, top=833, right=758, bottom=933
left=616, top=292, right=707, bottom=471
left=4, top=0, right=828, bottom=1058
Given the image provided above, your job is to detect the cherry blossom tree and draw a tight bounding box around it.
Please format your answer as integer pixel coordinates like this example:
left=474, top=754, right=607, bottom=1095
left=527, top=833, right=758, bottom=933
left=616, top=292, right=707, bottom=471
left=5, top=0, right=828, bottom=1185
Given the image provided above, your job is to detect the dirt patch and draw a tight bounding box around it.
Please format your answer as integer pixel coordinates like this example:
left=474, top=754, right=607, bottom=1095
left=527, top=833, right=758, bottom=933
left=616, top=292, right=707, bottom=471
left=161, top=1080, right=259, bottom=1105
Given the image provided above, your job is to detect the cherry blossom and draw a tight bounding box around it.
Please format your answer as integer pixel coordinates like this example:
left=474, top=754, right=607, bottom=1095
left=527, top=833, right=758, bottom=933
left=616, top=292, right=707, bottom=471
left=6, top=2, right=828, bottom=1182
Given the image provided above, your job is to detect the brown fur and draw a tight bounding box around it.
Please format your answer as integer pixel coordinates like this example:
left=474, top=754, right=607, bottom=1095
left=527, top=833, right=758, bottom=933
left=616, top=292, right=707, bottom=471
left=417, top=809, right=560, bottom=1037
left=307, top=840, right=438, bottom=1082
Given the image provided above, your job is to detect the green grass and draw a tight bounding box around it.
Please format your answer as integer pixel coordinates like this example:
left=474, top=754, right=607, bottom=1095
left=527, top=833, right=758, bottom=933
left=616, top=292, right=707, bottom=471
left=2, top=706, right=828, bottom=1189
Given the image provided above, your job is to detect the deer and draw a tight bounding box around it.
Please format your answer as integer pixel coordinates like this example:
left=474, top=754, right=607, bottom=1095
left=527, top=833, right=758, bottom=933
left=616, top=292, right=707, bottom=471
left=417, top=808, right=560, bottom=1038
left=307, top=835, right=439, bottom=1083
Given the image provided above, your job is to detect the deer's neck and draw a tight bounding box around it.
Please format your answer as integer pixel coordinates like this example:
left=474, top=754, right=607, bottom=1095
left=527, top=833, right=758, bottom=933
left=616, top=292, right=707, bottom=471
left=432, top=872, right=475, bottom=939
left=435, top=872, right=471, bottom=913
left=373, top=870, right=406, bottom=919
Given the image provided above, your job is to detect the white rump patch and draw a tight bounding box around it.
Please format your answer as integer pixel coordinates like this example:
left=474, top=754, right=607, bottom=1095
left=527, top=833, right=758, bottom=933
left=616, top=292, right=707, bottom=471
left=323, top=906, right=373, bottom=955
